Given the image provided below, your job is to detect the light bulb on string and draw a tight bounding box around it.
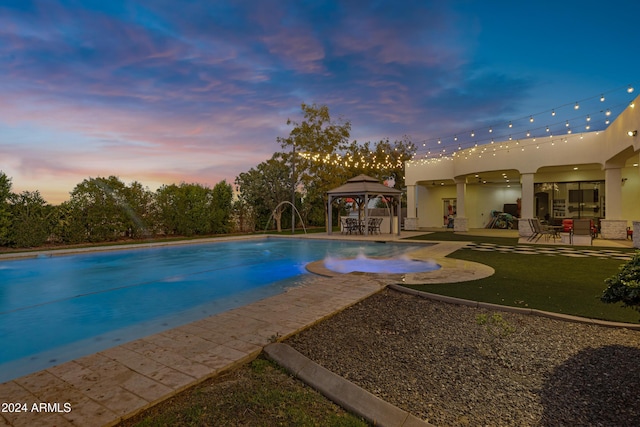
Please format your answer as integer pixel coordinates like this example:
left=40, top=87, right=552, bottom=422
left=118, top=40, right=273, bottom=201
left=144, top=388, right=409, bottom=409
left=628, top=85, right=634, bottom=93
left=600, top=94, right=605, bottom=102
left=574, top=102, right=580, bottom=110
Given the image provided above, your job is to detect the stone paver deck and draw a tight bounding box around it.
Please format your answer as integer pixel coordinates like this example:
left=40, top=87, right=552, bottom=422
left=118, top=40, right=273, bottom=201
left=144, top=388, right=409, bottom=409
left=0, top=270, right=388, bottom=427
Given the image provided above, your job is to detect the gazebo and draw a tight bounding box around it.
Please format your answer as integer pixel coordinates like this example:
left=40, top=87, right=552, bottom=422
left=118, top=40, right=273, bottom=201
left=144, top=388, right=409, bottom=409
left=326, top=174, right=403, bottom=236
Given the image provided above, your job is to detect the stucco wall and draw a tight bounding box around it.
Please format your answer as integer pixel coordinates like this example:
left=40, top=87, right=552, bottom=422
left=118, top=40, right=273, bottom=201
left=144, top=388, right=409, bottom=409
left=466, top=185, right=522, bottom=228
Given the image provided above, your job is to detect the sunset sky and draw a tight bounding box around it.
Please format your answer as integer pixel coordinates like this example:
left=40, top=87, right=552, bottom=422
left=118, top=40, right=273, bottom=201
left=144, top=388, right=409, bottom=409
left=1, top=0, right=639, bottom=203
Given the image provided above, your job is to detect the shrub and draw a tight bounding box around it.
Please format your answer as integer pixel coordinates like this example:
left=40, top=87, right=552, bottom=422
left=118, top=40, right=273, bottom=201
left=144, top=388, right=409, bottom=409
left=601, top=251, right=640, bottom=316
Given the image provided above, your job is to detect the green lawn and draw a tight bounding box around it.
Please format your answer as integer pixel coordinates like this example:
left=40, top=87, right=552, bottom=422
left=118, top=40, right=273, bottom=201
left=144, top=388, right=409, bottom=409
left=406, top=232, right=640, bottom=323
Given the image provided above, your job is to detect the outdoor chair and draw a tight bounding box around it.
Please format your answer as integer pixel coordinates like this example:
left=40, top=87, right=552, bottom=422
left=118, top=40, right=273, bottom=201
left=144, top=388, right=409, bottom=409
left=529, top=218, right=554, bottom=242
left=571, top=219, right=593, bottom=245
left=527, top=219, right=539, bottom=241
left=340, top=217, right=349, bottom=234
left=368, top=217, right=382, bottom=234
left=345, top=217, right=361, bottom=234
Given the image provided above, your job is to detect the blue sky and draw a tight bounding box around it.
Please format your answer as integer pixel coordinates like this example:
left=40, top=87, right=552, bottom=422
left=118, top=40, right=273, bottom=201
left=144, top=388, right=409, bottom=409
left=1, top=0, right=639, bottom=203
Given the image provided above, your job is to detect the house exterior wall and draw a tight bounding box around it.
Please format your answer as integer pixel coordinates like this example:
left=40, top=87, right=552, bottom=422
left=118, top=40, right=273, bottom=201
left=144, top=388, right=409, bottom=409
left=405, top=95, right=640, bottom=238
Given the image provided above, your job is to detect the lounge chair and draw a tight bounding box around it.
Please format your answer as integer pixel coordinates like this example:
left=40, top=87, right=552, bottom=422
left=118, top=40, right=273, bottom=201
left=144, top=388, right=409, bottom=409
left=527, top=219, right=539, bottom=241
left=529, top=218, right=554, bottom=242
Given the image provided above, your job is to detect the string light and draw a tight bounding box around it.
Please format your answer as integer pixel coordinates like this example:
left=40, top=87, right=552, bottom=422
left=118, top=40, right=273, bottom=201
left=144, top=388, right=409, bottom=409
left=410, top=82, right=638, bottom=162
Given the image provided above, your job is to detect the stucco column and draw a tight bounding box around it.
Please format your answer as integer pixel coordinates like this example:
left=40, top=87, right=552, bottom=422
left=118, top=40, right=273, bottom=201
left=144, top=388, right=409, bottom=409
left=520, top=173, right=534, bottom=219
left=601, top=167, right=626, bottom=239
left=454, top=179, right=468, bottom=231
left=406, top=185, right=416, bottom=217
left=605, top=167, right=622, bottom=220
left=519, top=173, right=535, bottom=237
left=404, top=184, right=418, bottom=230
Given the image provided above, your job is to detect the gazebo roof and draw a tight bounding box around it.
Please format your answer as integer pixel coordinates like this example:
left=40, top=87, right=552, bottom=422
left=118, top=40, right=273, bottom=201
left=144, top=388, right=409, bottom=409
left=327, top=174, right=402, bottom=198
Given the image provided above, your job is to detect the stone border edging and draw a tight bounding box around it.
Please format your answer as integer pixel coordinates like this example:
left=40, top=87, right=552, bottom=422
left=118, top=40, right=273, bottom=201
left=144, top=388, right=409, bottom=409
left=389, top=284, right=640, bottom=330
left=263, top=343, right=433, bottom=427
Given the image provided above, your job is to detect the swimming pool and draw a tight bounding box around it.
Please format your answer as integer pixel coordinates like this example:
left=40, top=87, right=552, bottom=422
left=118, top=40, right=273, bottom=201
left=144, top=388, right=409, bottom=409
left=0, top=237, right=423, bottom=382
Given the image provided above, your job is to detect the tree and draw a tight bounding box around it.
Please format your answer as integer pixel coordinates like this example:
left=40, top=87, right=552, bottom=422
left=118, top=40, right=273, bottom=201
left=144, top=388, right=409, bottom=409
left=0, top=171, right=11, bottom=245
left=51, top=200, right=88, bottom=244
left=67, top=176, right=130, bottom=242
left=155, top=181, right=232, bottom=236
left=210, top=180, right=233, bottom=234
left=121, top=181, right=156, bottom=238
left=278, top=103, right=352, bottom=226
left=6, top=190, right=52, bottom=247
left=235, top=153, right=293, bottom=232
left=155, top=183, right=206, bottom=236
left=347, top=136, right=415, bottom=195
left=276, top=104, right=415, bottom=227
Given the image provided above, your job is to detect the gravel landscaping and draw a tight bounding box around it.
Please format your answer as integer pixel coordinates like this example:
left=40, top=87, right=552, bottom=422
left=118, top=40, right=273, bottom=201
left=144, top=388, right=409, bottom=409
left=285, top=287, right=640, bottom=426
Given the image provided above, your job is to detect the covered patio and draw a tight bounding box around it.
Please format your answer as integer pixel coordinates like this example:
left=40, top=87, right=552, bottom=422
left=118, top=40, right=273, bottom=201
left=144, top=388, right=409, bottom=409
left=326, top=174, right=402, bottom=236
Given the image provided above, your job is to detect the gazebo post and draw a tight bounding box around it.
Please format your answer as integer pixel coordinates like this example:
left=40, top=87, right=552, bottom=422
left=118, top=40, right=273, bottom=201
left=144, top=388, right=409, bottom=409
left=389, top=198, right=394, bottom=234
left=396, top=198, right=401, bottom=236
left=364, top=193, right=369, bottom=236
left=327, top=195, right=333, bottom=235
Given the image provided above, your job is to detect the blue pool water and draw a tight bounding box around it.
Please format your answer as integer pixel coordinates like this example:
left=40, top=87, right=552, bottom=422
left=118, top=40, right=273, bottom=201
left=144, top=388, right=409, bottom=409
left=0, top=237, right=424, bottom=382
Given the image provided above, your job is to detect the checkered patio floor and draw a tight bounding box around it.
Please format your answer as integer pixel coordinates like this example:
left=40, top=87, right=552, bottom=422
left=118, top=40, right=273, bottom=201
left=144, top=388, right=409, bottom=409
left=465, top=242, right=635, bottom=261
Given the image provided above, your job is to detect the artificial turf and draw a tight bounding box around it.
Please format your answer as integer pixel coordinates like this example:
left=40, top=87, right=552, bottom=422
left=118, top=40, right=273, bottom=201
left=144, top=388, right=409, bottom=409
left=405, top=232, right=640, bottom=323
